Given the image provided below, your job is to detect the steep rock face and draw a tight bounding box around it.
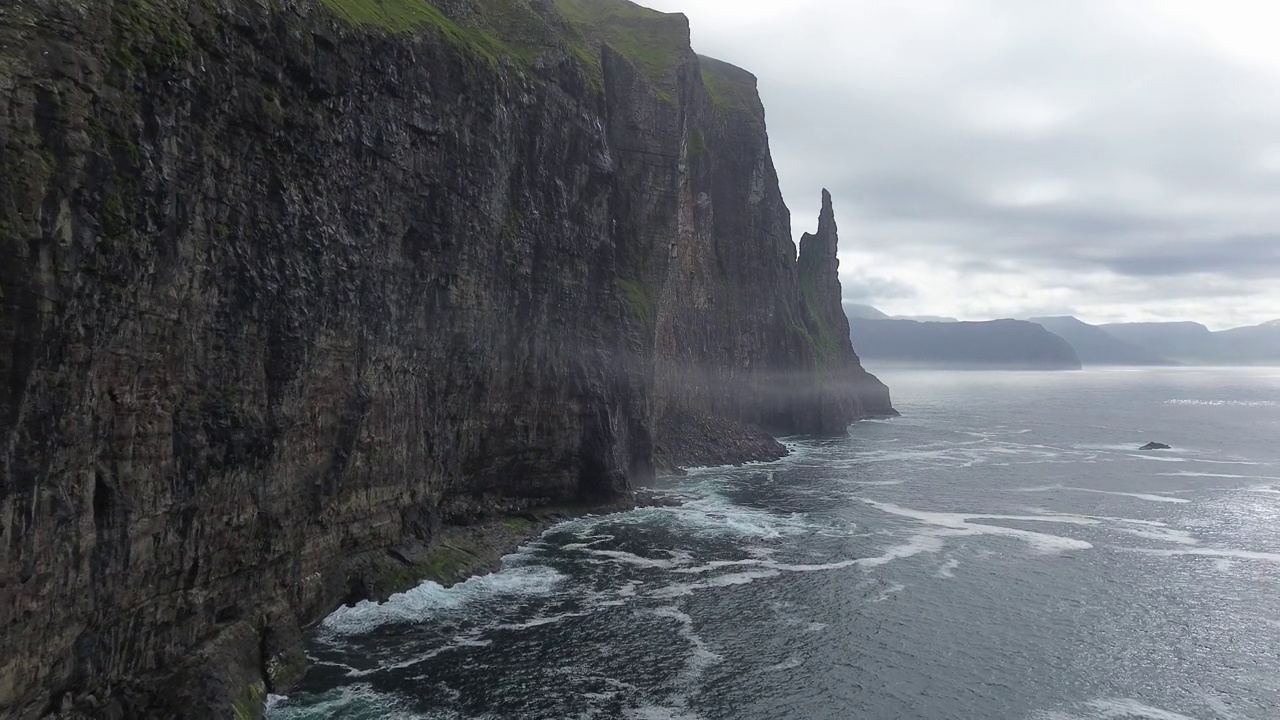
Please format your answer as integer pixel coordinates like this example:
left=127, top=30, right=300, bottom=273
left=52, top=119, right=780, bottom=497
left=0, top=0, right=892, bottom=716
left=797, top=190, right=896, bottom=419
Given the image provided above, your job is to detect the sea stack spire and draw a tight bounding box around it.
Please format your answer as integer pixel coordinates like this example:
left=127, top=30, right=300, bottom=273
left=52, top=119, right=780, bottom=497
left=798, top=188, right=843, bottom=297
left=796, top=190, right=897, bottom=421
left=817, top=187, right=837, bottom=246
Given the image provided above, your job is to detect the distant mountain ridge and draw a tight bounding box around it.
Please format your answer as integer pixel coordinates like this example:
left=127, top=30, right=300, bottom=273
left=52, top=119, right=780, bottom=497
left=847, top=317, right=1082, bottom=370
left=1100, top=320, right=1280, bottom=365
left=846, top=306, right=1279, bottom=367
left=895, top=315, right=959, bottom=323
left=1029, top=316, right=1175, bottom=366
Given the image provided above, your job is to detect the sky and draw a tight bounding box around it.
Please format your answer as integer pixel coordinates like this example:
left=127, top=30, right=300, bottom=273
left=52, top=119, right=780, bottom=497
left=639, top=0, right=1280, bottom=330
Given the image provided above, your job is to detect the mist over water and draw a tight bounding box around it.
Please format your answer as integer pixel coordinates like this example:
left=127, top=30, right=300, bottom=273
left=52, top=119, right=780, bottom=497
left=270, top=368, right=1280, bottom=719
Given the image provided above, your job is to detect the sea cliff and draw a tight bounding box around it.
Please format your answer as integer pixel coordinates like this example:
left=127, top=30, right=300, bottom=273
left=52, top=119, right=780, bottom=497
left=0, top=0, right=891, bottom=716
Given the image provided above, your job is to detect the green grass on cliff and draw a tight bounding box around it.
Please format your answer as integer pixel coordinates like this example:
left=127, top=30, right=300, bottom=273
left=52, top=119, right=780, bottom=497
left=317, top=0, right=514, bottom=63
left=316, top=0, right=691, bottom=94
left=619, top=278, right=657, bottom=334
left=318, top=0, right=455, bottom=31
left=799, top=275, right=839, bottom=366
left=699, top=55, right=760, bottom=113
left=553, top=0, right=689, bottom=87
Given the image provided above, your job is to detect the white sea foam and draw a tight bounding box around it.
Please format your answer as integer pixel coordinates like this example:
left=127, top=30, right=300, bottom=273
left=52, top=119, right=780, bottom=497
left=581, top=549, right=688, bottom=569
left=650, top=606, right=722, bottom=680
left=1126, top=454, right=1188, bottom=463
left=561, top=536, right=617, bottom=551
left=649, top=569, right=783, bottom=598
left=1115, top=527, right=1200, bottom=545
left=1084, top=514, right=1167, bottom=528
left=265, top=684, right=426, bottom=720
left=860, top=500, right=1095, bottom=554
left=556, top=487, right=829, bottom=543
left=937, top=557, right=961, bottom=578
left=685, top=505, right=816, bottom=538
left=856, top=532, right=951, bottom=567
left=673, top=559, right=766, bottom=575
left=321, top=565, right=565, bottom=635
left=1159, top=471, right=1280, bottom=480
left=1192, top=459, right=1268, bottom=466
left=673, top=544, right=943, bottom=577
left=1015, top=485, right=1189, bottom=504
left=1129, top=547, right=1280, bottom=564
left=497, top=611, right=589, bottom=631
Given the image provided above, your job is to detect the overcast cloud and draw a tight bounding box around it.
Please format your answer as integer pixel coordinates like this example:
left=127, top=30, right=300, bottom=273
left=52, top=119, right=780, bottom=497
left=640, top=0, right=1280, bottom=329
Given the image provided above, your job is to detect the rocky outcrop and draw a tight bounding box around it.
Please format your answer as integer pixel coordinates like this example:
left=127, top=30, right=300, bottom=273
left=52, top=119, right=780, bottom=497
left=797, top=190, right=897, bottom=419
left=0, top=0, right=892, bottom=716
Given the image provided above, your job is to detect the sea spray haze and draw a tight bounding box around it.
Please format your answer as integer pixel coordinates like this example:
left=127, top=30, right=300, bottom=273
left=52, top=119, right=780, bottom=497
left=0, top=0, right=889, bottom=716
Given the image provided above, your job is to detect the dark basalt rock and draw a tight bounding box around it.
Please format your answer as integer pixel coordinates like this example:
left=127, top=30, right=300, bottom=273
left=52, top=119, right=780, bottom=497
left=797, top=190, right=898, bottom=418
left=1140, top=442, right=1172, bottom=450
left=0, top=1, right=893, bottom=717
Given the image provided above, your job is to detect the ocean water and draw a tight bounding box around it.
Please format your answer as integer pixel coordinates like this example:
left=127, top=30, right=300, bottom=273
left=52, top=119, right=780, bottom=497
left=268, top=368, right=1280, bottom=719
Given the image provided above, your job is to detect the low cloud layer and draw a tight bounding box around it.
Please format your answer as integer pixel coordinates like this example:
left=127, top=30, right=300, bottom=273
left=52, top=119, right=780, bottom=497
left=643, top=0, right=1280, bottom=329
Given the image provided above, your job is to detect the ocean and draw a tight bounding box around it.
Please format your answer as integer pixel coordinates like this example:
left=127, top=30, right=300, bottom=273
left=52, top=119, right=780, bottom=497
left=268, top=367, right=1280, bottom=719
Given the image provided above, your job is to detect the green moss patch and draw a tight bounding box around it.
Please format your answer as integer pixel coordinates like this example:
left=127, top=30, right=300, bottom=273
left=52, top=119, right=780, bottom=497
left=371, top=542, right=477, bottom=599
left=798, top=275, right=839, bottom=367
left=231, top=679, right=266, bottom=720
left=502, top=516, right=538, bottom=533
left=688, top=128, right=708, bottom=160
left=108, top=0, right=197, bottom=73
left=619, top=278, right=656, bottom=334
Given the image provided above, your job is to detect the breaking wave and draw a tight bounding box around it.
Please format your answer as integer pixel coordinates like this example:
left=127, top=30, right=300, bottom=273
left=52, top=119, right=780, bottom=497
left=321, top=565, right=565, bottom=636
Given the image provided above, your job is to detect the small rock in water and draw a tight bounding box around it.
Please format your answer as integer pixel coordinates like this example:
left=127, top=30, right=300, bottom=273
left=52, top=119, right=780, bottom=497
left=1140, top=442, right=1171, bottom=450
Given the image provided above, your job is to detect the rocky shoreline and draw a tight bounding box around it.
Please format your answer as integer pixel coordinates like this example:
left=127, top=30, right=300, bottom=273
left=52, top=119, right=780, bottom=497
left=279, top=488, right=688, bottom=688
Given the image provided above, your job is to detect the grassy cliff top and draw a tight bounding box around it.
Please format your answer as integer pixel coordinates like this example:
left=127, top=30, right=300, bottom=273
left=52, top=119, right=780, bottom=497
left=698, top=54, right=762, bottom=114
left=316, top=0, right=691, bottom=87
left=553, top=0, right=690, bottom=84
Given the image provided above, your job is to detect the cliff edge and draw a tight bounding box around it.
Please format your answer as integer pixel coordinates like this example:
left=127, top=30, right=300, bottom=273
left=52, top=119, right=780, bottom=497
left=0, top=0, right=892, bottom=716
